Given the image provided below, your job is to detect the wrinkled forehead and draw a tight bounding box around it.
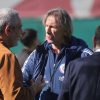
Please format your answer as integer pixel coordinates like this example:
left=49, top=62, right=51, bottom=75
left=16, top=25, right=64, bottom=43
left=45, top=15, right=60, bottom=27
left=46, top=14, right=60, bottom=22
left=9, top=15, right=22, bottom=28
left=11, top=14, right=21, bottom=24
left=16, top=17, right=21, bottom=25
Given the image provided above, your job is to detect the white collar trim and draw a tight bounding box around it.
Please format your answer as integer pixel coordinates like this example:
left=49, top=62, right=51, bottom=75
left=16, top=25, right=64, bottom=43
left=95, top=49, right=100, bottom=52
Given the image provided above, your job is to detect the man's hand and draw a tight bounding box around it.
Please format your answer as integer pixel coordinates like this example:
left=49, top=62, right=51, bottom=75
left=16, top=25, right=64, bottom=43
left=31, top=75, right=45, bottom=96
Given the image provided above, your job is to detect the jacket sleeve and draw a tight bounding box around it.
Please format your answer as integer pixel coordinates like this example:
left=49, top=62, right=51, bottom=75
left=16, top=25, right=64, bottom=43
left=22, top=50, right=36, bottom=86
left=0, top=53, right=35, bottom=100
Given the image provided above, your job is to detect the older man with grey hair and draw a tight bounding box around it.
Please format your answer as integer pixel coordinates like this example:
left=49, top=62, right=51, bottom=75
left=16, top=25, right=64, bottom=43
left=0, top=8, right=45, bottom=100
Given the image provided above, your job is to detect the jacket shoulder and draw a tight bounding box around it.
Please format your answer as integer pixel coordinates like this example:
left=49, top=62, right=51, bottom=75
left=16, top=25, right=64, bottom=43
left=36, top=41, right=48, bottom=54
left=72, top=36, right=88, bottom=47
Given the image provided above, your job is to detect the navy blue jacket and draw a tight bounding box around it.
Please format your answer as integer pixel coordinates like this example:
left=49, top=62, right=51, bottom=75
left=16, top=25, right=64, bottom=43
left=22, top=36, right=93, bottom=100
left=58, top=52, right=100, bottom=100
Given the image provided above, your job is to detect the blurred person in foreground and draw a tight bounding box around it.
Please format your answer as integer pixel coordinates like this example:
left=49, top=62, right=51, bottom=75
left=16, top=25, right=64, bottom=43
left=0, top=8, right=44, bottom=100
left=22, top=8, right=93, bottom=100
left=58, top=26, right=100, bottom=100
left=16, top=28, right=39, bottom=68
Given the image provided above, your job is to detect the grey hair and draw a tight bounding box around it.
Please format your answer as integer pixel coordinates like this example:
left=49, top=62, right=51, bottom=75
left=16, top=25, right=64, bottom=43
left=43, top=8, right=72, bottom=37
left=0, top=8, right=20, bottom=33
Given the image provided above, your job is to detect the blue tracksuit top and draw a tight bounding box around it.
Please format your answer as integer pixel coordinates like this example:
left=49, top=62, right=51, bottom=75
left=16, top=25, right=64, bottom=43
left=22, top=36, right=93, bottom=100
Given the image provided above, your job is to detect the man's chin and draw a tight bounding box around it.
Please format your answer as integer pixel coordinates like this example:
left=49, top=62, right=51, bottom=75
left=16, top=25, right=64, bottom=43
left=47, top=40, right=53, bottom=43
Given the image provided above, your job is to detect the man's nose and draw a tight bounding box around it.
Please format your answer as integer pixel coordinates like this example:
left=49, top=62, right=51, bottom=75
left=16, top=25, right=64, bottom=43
left=46, top=27, right=51, bottom=34
left=19, top=29, right=23, bottom=38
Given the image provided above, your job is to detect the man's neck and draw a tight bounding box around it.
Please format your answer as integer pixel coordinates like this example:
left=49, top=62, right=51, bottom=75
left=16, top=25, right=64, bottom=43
left=51, top=43, right=62, bottom=54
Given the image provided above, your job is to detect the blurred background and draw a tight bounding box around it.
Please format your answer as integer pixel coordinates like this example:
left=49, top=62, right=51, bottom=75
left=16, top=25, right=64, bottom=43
left=1, top=0, right=100, bottom=54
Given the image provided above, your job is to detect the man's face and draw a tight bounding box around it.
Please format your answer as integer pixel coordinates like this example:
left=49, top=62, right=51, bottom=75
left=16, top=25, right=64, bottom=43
left=7, top=18, right=22, bottom=47
left=45, top=15, right=65, bottom=45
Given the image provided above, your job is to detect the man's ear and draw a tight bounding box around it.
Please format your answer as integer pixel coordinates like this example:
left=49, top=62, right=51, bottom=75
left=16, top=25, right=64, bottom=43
left=4, top=25, right=11, bottom=36
left=93, top=36, right=96, bottom=48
